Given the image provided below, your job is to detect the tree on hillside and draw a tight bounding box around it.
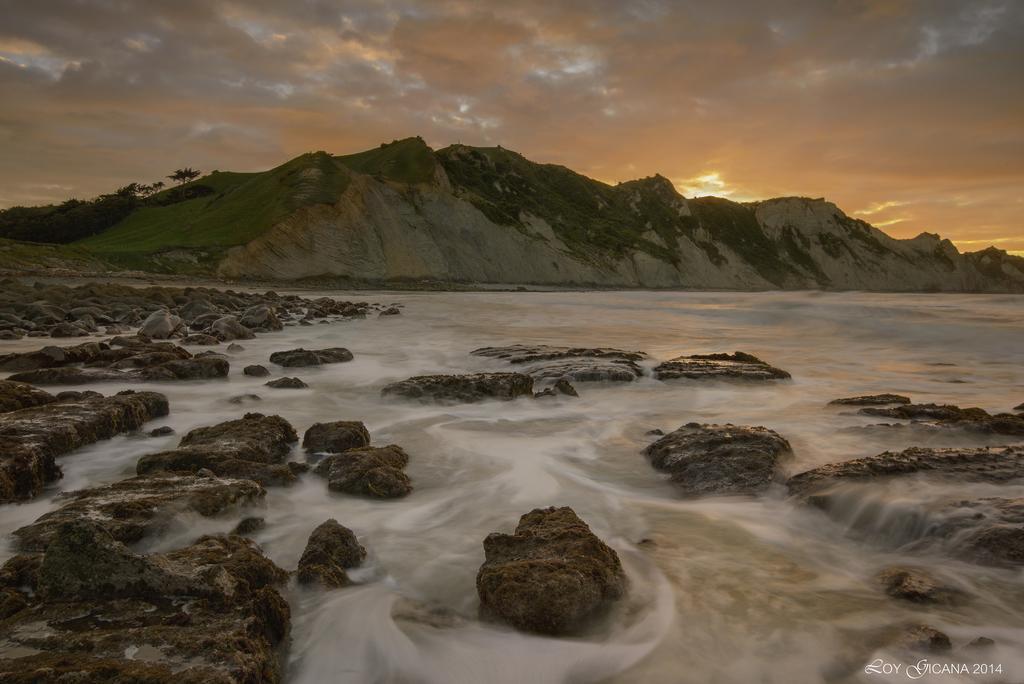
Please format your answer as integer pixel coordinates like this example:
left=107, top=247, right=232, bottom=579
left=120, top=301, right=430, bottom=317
left=168, top=168, right=201, bottom=185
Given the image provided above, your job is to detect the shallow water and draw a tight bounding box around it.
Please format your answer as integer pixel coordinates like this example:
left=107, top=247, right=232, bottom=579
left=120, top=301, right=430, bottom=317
left=2, top=289, right=1023, bottom=683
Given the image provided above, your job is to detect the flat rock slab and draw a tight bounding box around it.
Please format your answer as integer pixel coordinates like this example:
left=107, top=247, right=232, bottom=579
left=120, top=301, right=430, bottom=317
left=858, top=403, right=1024, bottom=436
left=829, top=394, right=911, bottom=406
left=786, top=446, right=1024, bottom=499
left=137, top=413, right=299, bottom=486
left=476, top=506, right=625, bottom=635
left=643, top=423, right=792, bottom=496
left=876, top=566, right=965, bottom=604
left=653, top=351, right=791, bottom=381
left=471, top=344, right=647, bottom=364
left=472, top=344, right=646, bottom=383
left=0, top=380, right=56, bottom=413
left=12, top=474, right=266, bottom=551
left=0, top=521, right=289, bottom=683
left=269, top=347, right=353, bottom=367
left=0, top=391, right=169, bottom=503
left=313, top=445, right=412, bottom=498
left=7, top=356, right=229, bottom=384
left=296, top=519, right=366, bottom=588
left=381, top=373, right=533, bottom=403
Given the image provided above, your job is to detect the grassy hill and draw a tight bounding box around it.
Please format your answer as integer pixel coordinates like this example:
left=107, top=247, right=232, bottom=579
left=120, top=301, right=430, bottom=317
left=79, top=151, right=350, bottom=271
left=334, top=136, right=436, bottom=184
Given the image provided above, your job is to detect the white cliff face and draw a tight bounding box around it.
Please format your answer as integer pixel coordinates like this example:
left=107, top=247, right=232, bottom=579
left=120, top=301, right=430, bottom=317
left=217, top=177, right=1024, bottom=292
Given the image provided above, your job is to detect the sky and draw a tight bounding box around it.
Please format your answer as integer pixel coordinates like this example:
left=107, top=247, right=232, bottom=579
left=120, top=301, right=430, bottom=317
left=0, top=0, right=1021, bottom=254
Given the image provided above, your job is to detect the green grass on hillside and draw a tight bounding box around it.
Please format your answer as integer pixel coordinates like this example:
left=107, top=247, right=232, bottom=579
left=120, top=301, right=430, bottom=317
left=334, top=137, right=437, bottom=184
left=0, top=237, right=107, bottom=272
left=80, top=152, right=349, bottom=256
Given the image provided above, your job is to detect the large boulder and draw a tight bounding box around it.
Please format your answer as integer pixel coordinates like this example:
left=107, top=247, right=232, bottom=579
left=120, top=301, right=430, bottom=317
left=12, top=474, right=266, bottom=551
left=210, top=315, right=256, bottom=341
left=302, top=421, right=370, bottom=453
left=312, top=445, right=412, bottom=498
left=138, top=356, right=230, bottom=380
left=382, top=373, right=533, bottom=403
left=240, top=305, right=283, bottom=332
left=139, top=309, right=183, bottom=339
left=0, top=391, right=169, bottom=503
left=0, top=521, right=289, bottom=683
left=269, top=347, right=353, bottom=367
left=476, top=507, right=625, bottom=635
left=653, top=351, right=791, bottom=381
left=296, top=519, right=366, bottom=587
left=137, top=413, right=299, bottom=486
left=643, top=423, right=792, bottom=496
left=0, top=380, right=56, bottom=413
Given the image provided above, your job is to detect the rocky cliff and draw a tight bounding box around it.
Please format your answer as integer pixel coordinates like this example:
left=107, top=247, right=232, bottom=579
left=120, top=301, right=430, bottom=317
left=214, top=139, right=1024, bottom=291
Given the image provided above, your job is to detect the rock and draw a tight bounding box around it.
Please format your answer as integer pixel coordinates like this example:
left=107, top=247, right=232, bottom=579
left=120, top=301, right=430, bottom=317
left=382, top=372, right=533, bottom=403
left=1015, top=401, right=1024, bottom=412
left=244, top=364, right=270, bottom=377
left=859, top=402, right=1024, bottom=435
left=526, top=358, right=643, bottom=383
left=653, top=351, right=791, bottom=381
left=226, top=342, right=245, bottom=352
left=476, top=507, right=625, bottom=635
left=181, top=333, right=220, bottom=345
left=12, top=474, right=266, bottom=550
left=210, top=315, right=256, bottom=341
left=876, top=567, right=965, bottom=604
left=829, top=394, right=911, bottom=406
left=296, top=519, right=366, bottom=587
left=138, top=356, right=230, bottom=380
left=0, top=341, right=104, bottom=371
left=240, top=305, right=282, bottom=332
left=49, top=321, right=88, bottom=337
left=7, top=366, right=130, bottom=384
left=313, top=445, right=412, bottom=498
left=228, top=393, right=263, bottom=405
left=379, top=306, right=401, bottom=316
left=149, top=425, right=175, bottom=437
left=471, top=344, right=647, bottom=364
left=0, top=330, right=22, bottom=340
left=966, top=637, right=996, bottom=650
left=54, top=390, right=102, bottom=401
left=303, top=421, right=371, bottom=453
left=643, top=423, right=792, bottom=496
left=0, top=522, right=289, bottom=683
left=534, top=378, right=580, bottom=398
left=0, top=391, right=169, bottom=503
left=786, top=446, right=1024, bottom=498
left=0, top=380, right=56, bottom=413
left=136, top=413, right=298, bottom=486
left=268, top=347, right=353, bottom=367
left=139, top=309, right=183, bottom=339
left=891, top=624, right=953, bottom=653
left=233, top=516, right=266, bottom=535
left=646, top=428, right=664, bottom=436
left=266, top=376, right=308, bottom=389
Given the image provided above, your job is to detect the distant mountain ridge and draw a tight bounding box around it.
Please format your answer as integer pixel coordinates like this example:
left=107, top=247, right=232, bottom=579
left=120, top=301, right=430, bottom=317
left=4, top=136, right=1023, bottom=291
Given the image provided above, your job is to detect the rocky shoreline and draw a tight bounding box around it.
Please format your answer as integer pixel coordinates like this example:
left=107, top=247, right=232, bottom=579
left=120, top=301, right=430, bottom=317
left=0, top=281, right=1021, bottom=679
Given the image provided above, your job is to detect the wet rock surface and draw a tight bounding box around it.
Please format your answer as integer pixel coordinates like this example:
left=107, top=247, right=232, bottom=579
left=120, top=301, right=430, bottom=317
left=534, top=378, right=579, bottom=398
left=476, top=506, right=625, bottom=636
left=643, top=423, right=792, bottom=497
left=382, top=372, right=533, bottom=403
left=471, top=344, right=647, bottom=364
left=265, top=376, right=308, bottom=389
left=786, top=446, right=1024, bottom=498
left=472, top=344, right=645, bottom=383
left=303, top=421, right=370, bottom=453
left=829, top=394, right=911, bottom=406
left=296, top=519, right=366, bottom=587
left=269, top=347, right=353, bottom=367
left=0, top=391, right=169, bottom=502
left=243, top=363, right=270, bottom=377
left=0, top=380, right=56, bottom=413
left=876, top=566, right=965, bottom=604
left=12, top=475, right=266, bottom=551
left=858, top=402, right=1024, bottom=435
left=313, top=445, right=412, bottom=498
left=653, top=351, right=791, bottom=381
left=136, top=413, right=299, bottom=486
left=0, top=519, right=289, bottom=683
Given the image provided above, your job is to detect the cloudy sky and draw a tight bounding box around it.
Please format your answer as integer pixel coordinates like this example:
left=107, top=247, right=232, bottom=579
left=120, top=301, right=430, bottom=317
left=0, top=0, right=1021, bottom=253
